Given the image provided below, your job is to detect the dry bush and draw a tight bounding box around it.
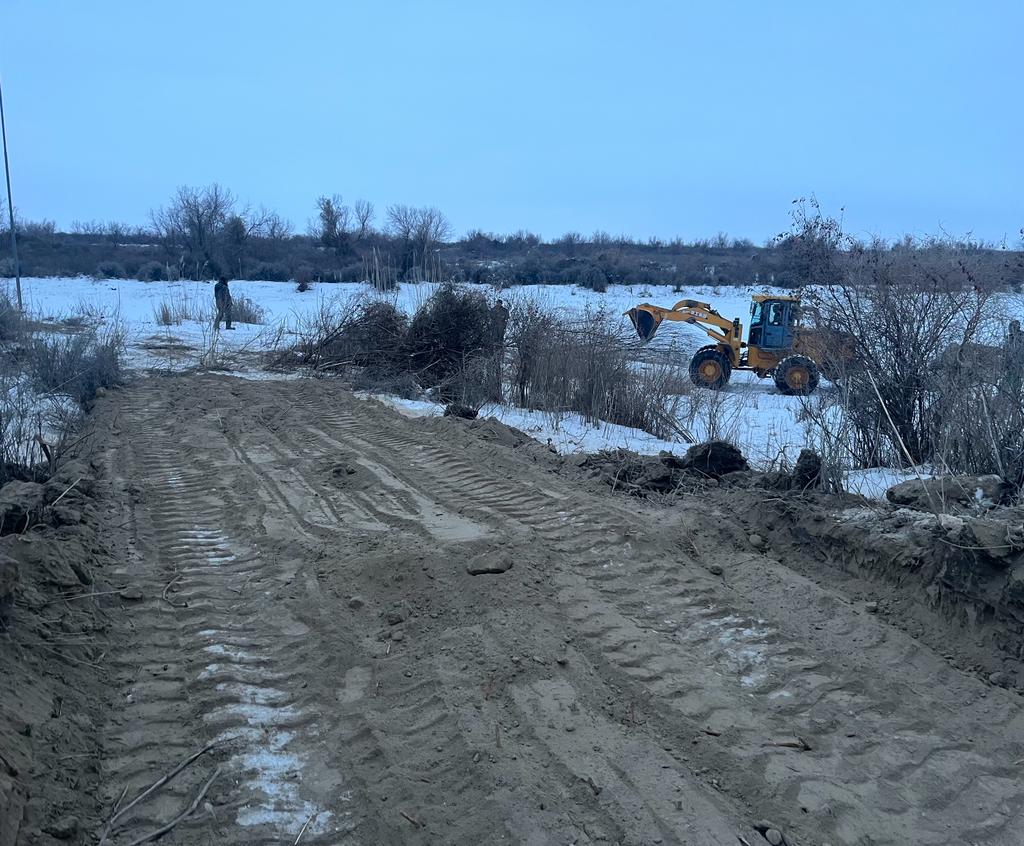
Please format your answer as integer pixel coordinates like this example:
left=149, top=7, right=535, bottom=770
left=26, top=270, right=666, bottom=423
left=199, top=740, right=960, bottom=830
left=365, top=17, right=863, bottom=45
left=790, top=205, right=1023, bottom=490
left=509, top=302, right=685, bottom=439
left=0, top=378, right=69, bottom=485
left=153, top=286, right=212, bottom=325
left=136, top=260, right=165, bottom=281
left=0, top=291, right=26, bottom=343
left=932, top=321, right=1024, bottom=488
left=402, top=283, right=493, bottom=385
left=284, top=295, right=408, bottom=374
left=231, top=294, right=267, bottom=325
left=26, top=324, right=125, bottom=406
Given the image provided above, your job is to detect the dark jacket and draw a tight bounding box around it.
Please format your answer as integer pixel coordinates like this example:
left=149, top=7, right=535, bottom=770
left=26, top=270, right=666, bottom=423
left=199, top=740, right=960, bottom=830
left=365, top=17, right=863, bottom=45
left=214, top=280, right=231, bottom=308
left=491, top=303, right=509, bottom=344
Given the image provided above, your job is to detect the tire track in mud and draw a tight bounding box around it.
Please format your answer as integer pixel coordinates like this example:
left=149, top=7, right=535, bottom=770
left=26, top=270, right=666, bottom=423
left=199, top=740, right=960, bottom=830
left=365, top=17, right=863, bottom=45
left=103, top=422, right=343, bottom=841
left=96, top=378, right=1024, bottom=846
left=287, top=386, right=1024, bottom=846
left=98, top=386, right=511, bottom=845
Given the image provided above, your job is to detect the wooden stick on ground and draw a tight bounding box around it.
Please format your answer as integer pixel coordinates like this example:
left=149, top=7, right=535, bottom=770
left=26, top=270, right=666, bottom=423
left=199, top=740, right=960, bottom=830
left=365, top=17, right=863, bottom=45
left=294, top=812, right=316, bottom=845
left=51, top=477, right=82, bottom=506
left=98, top=742, right=220, bottom=845
left=161, top=574, right=187, bottom=608
left=123, top=766, right=221, bottom=846
left=400, top=810, right=422, bottom=828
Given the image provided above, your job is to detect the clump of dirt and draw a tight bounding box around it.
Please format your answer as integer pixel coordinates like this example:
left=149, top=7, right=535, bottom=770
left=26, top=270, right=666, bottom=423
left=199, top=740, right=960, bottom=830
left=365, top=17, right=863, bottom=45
left=578, top=441, right=807, bottom=496
left=669, top=439, right=749, bottom=478
left=443, top=403, right=479, bottom=420
left=327, top=458, right=376, bottom=491
left=886, top=473, right=1013, bottom=512
left=0, top=458, right=114, bottom=844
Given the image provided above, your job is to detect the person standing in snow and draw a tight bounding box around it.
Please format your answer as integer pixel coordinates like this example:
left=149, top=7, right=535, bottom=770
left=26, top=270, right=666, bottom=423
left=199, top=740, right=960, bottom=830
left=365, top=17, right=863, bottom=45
left=1005, top=319, right=1023, bottom=392
left=214, top=276, right=234, bottom=330
left=491, top=298, right=509, bottom=348
left=488, top=298, right=510, bottom=401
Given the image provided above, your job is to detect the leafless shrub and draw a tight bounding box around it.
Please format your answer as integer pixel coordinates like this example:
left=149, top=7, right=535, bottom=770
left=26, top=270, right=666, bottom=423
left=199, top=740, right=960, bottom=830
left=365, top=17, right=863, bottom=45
left=283, top=294, right=407, bottom=374
left=153, top=286, right=212, bottom=325
left=136, top=260, right=166, bottom=281
left=0, top=378, right=72, bottom=485
left=94, top=260, right=126, bottom=279
left=509, top=302, right=686, bottom=439
left=230, top=294, right=267, bottom=325
left=932, top=320, right=1024, bottom=488
left=0, top=291, right=26, bottom=343
left=26, top=323, right=125, bottom=406
left=791, top=203, right=1023, bottom=490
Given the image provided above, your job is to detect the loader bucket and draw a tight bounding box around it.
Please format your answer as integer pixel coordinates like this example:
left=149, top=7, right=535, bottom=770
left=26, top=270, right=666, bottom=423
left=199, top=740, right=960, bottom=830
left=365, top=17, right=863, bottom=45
left=626, top=306, right=662, bottom=342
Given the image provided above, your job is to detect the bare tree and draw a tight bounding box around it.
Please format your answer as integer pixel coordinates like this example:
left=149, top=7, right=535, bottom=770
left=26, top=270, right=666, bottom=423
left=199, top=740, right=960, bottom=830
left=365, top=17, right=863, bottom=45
left=385, top=205, right=452, bottom=279
left=353, top=199, right=375, bottom=239
left=151, top=184, right=236, bottom=276
left=253, top=208, right=293, bottom=241
left=311, top=195, right=352, bottom=250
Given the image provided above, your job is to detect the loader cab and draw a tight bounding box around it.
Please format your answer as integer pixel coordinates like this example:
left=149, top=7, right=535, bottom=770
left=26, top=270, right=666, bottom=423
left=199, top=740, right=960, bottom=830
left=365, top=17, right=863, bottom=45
left=748, top=297, right=797, bottom=350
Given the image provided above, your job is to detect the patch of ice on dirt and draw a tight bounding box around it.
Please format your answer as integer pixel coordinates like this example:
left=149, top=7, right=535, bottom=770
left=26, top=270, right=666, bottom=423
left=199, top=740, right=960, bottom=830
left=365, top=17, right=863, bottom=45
left=689, top=613, right=773, bottom=688
left=202, top=643, right=260, bottom=661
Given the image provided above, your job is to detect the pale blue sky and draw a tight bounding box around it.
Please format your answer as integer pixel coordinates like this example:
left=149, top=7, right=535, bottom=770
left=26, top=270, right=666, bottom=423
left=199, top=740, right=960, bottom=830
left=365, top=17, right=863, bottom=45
left=3, top=0, right=1021, bottom=242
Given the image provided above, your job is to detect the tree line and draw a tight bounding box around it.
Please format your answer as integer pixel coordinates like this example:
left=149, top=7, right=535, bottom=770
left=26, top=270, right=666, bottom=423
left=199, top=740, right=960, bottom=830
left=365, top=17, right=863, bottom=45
left=1, top=187, right=1021, bottom=292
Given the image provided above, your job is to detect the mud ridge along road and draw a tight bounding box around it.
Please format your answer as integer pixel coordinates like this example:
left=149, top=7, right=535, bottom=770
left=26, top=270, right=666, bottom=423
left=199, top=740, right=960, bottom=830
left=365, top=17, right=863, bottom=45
left=79, top=374, right=1024, bottom=845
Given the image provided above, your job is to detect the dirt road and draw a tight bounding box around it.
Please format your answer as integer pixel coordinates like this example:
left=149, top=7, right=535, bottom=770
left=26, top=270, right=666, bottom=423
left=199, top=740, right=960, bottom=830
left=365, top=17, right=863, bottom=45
left=90, top=374, right=1024, bottom=845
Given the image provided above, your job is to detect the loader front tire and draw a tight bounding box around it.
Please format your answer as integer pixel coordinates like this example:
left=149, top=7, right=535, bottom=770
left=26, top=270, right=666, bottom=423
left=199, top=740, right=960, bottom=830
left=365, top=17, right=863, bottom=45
left=774, top=355, right=820, bottom=395
left=689, top=346, right=732, bottom=390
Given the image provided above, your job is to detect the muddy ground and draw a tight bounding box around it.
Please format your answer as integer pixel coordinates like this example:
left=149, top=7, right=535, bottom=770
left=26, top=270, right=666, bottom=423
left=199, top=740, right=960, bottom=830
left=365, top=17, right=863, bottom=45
left=3, top=373, right=1024, bottom=845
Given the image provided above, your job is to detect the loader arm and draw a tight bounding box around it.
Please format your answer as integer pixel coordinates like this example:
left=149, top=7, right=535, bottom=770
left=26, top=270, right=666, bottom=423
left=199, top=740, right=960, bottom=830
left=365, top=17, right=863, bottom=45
left=625, top=300, right=742, bottom=347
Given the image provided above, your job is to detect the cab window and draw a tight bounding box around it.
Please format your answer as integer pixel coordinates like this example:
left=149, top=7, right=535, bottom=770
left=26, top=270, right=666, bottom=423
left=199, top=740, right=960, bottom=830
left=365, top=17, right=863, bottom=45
left=750, top=302, right=763, bottom=324
left=768, top=302, right=785, bottom=326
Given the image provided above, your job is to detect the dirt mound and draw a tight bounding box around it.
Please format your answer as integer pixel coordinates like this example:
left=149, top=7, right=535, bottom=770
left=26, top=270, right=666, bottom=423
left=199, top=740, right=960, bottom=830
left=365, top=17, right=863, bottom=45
left=887, top=473, right=1013, bottom=512
left=0, top=459, right=113, bottom=845
left=579, top=443, right=819, bottom=496
left=671, top=439, right=749, bottom=478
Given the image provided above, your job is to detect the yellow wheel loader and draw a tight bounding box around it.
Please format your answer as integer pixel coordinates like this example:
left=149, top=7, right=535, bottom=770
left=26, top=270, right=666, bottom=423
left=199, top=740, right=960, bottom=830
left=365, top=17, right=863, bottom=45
left=626, top=295, right=830, bottom=395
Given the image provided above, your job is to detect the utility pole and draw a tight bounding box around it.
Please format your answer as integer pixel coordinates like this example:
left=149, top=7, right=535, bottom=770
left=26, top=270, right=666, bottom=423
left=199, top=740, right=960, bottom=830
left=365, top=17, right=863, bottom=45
left=0, top=75, right=22, bottom=311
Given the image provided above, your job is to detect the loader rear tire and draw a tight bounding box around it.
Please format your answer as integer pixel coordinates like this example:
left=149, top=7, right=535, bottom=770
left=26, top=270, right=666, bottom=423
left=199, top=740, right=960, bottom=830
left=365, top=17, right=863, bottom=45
left=774, top=355, right=820, bottom=395
left=689, top=346, right=732, bottom=390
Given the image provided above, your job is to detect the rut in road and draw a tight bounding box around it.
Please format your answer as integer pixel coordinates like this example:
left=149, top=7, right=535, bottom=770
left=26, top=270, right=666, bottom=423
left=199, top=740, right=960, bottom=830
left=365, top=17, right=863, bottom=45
left=93, top=374, right=1024, bottom=845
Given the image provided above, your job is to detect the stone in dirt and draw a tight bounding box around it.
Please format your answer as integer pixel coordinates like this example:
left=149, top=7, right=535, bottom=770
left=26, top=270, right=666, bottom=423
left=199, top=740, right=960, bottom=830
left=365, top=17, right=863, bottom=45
left=967, top=517, right=1024, bottom=562
left=466, top=553, right=514, bottom=575
left=50, top=505, right=84, bottom=526
left=43, top=815, right=80, bottom=839
left=748, top=533, right=765, bottom=550
left=764, top=829, right=785, bottom=846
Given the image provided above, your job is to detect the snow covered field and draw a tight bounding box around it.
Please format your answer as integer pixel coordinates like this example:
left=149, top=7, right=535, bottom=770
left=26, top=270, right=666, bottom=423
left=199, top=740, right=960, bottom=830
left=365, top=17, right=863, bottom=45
left=13, top=275, right=1001, bottom=497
